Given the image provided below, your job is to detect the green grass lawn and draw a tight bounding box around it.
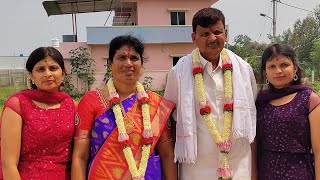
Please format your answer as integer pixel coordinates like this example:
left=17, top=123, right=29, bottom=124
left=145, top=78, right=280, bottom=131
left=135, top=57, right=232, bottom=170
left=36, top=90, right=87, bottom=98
left=0, top=86, right=26, bottom=114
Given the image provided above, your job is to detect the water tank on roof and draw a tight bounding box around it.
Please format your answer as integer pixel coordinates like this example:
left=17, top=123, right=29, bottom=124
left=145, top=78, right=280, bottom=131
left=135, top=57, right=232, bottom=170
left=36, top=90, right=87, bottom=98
left=51, top=39, right=60, bottom=48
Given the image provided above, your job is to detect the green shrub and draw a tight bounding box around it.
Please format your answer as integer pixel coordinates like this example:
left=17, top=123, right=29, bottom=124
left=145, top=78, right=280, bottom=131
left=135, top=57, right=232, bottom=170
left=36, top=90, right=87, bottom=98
left=312, top=81, right=320, bottom=95
left=0, top=98, right=6, bottom=106
left=153, top=90, right=164, bottom=96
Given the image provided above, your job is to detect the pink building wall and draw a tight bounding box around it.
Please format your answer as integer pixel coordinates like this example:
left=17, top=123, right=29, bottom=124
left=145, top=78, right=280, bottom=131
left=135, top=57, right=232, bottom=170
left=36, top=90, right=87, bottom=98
left=59, top=43, right=108, bottom=91
left=136, top=0, right=212, bottom=25
left=140, top=43, right=196, bottom=91
left=59, top=42, right=196, bottom=91
left=143, top=43, right=195, bottom=70
left=59, top=42, right=89, bottom=76
left=59, top=0, right=217, bottom=91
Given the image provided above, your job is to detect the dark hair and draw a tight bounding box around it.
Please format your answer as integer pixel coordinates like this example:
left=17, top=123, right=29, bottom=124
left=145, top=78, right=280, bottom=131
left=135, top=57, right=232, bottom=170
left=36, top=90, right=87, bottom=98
left=26, top=47, right=65, bottom=89
left=260, top=43, right=303, bottom=89
left=108, top=35, right=145, bottom=65
left=192, top=7, right=225, bottom=32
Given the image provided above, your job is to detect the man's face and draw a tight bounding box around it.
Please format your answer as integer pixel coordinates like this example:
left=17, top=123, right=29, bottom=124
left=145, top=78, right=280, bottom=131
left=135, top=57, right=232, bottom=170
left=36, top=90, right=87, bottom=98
left=192, top=20, right=227, bottom=62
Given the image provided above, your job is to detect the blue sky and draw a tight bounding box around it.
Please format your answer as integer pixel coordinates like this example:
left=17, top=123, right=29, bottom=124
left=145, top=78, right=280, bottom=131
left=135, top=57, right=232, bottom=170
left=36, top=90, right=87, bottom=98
left=0, top=0, right=318, bottom=56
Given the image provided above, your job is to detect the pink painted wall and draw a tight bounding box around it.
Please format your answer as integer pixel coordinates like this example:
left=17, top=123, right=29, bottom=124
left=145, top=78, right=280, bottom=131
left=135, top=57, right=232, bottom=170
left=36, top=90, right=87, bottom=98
left=141, top=43, right=196, bottom=91
left=136, top=0, right=212, bottom=25
left=59, top=42, right=196, bottom=91
left=143, top=43, right=195, bottom=70
left=59, top=43, right=108, bottom=91
left=58, top=0, right=217, bottom=91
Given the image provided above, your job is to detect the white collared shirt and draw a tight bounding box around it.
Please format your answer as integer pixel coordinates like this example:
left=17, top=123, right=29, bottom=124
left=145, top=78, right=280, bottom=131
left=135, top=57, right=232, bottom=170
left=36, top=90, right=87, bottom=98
left=179, top=53, right=251, bottom=180
left=198, top=53, right=224, bottom=133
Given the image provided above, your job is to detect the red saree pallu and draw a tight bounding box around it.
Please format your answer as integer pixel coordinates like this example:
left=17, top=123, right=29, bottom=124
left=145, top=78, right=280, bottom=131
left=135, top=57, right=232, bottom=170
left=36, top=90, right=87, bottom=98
left=88, top=91, right=174, bottom=180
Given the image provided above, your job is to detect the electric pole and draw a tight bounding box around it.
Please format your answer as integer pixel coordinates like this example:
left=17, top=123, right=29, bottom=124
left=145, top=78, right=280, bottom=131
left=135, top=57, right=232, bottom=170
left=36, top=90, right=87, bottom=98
left=272, top=0, right=277, bottom=41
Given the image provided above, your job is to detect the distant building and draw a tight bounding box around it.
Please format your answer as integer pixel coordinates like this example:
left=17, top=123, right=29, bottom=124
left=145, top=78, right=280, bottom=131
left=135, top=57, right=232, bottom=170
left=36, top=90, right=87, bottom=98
left=0, top=56, right=27, bottom=70
left=0, top=56, right=28, bottom=86
left=43, top=0, right=219, bottom=91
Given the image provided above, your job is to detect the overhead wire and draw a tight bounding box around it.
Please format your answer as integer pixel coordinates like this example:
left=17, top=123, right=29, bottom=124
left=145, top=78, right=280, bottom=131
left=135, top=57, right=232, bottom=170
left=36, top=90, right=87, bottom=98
left=277, top=0, right=316, bottom=14
left=258, top=0, right=315, bottom=43
left=257, top=1, right=272, bottom=43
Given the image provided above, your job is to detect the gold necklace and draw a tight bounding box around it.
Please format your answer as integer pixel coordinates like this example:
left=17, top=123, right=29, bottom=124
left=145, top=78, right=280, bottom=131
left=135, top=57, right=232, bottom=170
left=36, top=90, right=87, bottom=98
left=120, top=102, right=136, bottom=134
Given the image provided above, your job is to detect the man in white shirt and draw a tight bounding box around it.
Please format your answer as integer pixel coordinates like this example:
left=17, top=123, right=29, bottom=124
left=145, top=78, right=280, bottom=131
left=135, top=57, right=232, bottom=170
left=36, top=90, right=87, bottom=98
left=164, top=8, right=258, bottom=180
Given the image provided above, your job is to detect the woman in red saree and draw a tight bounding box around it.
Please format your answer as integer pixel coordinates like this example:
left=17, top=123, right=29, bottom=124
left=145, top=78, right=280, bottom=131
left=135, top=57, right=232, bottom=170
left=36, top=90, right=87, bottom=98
left=72, top=35, right=177, bottom=180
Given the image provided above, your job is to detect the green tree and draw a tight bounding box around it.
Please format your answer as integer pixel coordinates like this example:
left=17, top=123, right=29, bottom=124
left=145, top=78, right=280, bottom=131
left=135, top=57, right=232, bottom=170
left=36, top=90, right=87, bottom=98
left=230, top=35, right=252, bottom=58
left=68, top=47, right=96, bottom=92
left=310, top=40, right=320, bottom=81
left=228, top=35, right=268, bottom=79
left=279, top=5, right=320, bottom=71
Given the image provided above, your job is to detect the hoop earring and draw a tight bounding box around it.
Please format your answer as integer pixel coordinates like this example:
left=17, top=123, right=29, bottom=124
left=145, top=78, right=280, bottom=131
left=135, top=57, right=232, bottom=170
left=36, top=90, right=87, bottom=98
left=293, top=74, right=298, bottom=81
left=266, top=78, right=269, bottom=84
left=59, top=81, right=65, bottom=91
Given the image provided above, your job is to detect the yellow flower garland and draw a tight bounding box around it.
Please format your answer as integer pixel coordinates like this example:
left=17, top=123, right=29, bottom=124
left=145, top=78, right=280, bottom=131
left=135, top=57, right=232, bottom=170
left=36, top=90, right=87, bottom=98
left=192, top=49, right=234, bottom=180
left=107, top=78, right=152, bottom=179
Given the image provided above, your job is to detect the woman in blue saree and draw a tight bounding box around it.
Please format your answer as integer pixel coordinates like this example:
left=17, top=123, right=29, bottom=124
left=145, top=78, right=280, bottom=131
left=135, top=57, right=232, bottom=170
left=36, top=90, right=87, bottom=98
left=71, top=35, right=177, bottom=180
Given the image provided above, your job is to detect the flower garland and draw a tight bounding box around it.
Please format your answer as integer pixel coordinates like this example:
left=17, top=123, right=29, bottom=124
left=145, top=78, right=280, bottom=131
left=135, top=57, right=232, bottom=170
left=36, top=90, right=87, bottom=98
left=107, top=78, right=153, bottom=180
left=192, top=49, right=234, bottom=180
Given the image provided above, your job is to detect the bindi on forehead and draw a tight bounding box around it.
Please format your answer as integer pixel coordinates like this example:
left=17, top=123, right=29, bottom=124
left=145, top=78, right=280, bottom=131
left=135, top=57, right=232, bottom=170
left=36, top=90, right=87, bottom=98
left=118, top=48, right=138, bottom=56
left=124, top=50, right=132, bottom=57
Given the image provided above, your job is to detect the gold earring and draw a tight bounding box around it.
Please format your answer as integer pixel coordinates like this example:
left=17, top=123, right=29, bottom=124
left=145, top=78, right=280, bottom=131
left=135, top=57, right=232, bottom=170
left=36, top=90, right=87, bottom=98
left=59, top=80, right=65, bottom=91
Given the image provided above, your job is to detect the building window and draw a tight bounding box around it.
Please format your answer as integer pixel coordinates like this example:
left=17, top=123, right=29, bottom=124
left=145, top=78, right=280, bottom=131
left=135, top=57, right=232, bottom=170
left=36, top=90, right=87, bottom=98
left=170, top=12, right=186, bottom=25
left=172, top=56, right=183, bottom=66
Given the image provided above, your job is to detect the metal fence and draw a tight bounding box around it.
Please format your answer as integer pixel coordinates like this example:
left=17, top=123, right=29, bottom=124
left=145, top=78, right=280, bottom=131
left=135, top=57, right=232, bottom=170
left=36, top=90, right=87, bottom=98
left=0, top=69, right=28, bottom=87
